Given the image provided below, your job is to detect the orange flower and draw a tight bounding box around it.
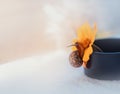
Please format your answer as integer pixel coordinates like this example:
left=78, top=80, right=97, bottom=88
left=72, top=23, right=97, bottom=67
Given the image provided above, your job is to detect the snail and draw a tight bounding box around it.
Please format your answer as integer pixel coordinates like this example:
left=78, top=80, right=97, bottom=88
left=69, top=50, right=83, bottom=68
left=69, top=42, right=103, bottom=68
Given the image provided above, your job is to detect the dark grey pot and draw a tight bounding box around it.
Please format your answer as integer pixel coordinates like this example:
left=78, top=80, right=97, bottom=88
left=84, top=38, right=120, bottom=80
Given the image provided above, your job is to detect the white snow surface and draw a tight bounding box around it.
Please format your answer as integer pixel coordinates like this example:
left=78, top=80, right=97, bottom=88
left=0, top=50, right=120, bottom=94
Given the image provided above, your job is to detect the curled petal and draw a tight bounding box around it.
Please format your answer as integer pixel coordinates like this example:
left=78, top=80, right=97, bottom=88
left=83, top=46, right=93, bottom=64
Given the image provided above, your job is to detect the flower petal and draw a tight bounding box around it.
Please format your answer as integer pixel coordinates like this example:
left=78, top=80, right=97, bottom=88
left=83, top=46, right=93, bottom=63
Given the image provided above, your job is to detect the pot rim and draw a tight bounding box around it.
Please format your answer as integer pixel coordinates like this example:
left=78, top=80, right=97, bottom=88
left=93, top=51, right=120, bottom=55
left=94, top=38, right=120, bottom=55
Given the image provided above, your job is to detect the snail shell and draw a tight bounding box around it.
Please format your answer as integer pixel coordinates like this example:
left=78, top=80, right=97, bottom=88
left=69, top=50, right=83, bottom=68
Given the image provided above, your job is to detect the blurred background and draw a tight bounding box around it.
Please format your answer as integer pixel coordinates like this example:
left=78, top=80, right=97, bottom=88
left=1, top=0, right=120, bottom=94
left=0, top=0, right=120, bottom=62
